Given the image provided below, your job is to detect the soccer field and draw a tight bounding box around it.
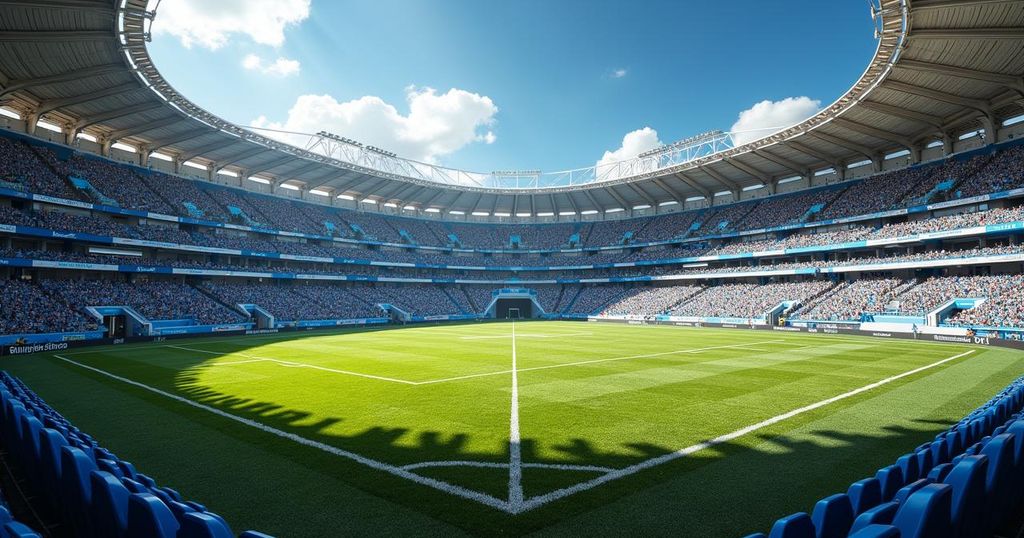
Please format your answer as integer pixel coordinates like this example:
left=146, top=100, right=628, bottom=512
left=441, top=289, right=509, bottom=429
left=4, top=321, right=1024, bottom=536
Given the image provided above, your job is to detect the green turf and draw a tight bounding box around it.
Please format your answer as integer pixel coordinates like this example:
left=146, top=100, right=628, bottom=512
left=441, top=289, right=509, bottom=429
left=3, top=321, right=1023, bottom=537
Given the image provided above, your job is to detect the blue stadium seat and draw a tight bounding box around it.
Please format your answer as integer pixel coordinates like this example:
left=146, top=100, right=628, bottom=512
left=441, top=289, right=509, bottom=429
left=125, top=493, right=180, bottom=538
left=848, top=502, right=898, bottom=534
left=179, top=511, right=233, bottom=538
left=942, top=454, right=988, bottom=536
left=980, top=433, right=1016, bottom=531
left=18, top=414, right=43, bottom=471
left=895, top=453, right=920, bottom=483
left=874, top=466, right=904, bottom=502
left=929, top=439, right=949, bottom=466
left=767, top=512, right=814, bottom=538
left=891, top=483, right=953, bottom=538
left=238, top=532, right=276, bottom=538
left=90, top=470, right=129, bottom=538
left=893, top=478, right=932, bottom=505
left=741, top=534, right=767, bottom=538
left=809, top=493, right=853, bottom=538
left=37, top=428, right=68, bottom=509
left=847, top=478, right=882, bottom=515
left=846, top=525, right=899, bottom=538
left=926, top=462, right=953, bottom=482
left=1, top=522, right=41, bottom=538
left=914, top=448, right=933, bottom=478
left=60, top=445, right=98, bottom=534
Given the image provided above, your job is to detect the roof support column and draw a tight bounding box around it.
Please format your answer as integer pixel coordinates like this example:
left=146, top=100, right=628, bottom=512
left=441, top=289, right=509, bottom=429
left=909, top=143, right=923, bottom=165
left=138, top=146, right=150, bottom=168
left=834, top=164, right=846, bottom=182
left=870, top=154, right=883, bottom=173
left=978, top=113, right=997, bottom=145
left=99, top=137, right=112, bottom=157
left=23, top=111, right=38, bottom=135
left=942, top=132, right=955, bottom=156
left=171, top=157, right=181, bottom=175
left=63, top=124, right=79, bottom=146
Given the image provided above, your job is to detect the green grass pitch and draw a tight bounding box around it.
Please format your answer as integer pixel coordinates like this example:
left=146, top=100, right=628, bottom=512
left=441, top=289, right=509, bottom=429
left=4, top=320, right=1024, bottom=537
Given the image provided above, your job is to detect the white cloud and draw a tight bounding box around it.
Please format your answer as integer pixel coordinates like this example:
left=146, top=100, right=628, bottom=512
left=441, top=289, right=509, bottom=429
left=611, top=68, right=628, bottom=79
left=150, top=0, right=311, bottom=49
left=251, top=86, right=499, bottom=164
left=595, top=127, right=662, bottom=178
left=242, top=53, right=300, bottom=77
left=730, top=96, right=821, bottom=146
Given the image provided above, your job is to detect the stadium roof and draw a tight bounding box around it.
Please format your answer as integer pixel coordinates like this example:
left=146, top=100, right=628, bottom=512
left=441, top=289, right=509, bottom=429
left=0, top=0, right=1023, bottom=218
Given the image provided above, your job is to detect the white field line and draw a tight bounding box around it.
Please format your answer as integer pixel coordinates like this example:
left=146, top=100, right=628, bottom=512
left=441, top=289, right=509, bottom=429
left=401, top=461, right=615, bottom=473
left=165, top=345, right=418, bottom=385
left=515, top=349, right=978, bottom=513
left=414, top=341, right=788, bottom=385
left=508, top=321, right=524, bottom=510
left=459, top=332, right=593, bottom=340
left=52, top=354, right=513, bottom=512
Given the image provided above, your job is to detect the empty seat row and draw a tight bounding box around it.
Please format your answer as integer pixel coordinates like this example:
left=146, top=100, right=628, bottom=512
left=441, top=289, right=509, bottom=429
left=745, top=375, right=1024, bottom=537
left=0, top=372, right=272, bottom=538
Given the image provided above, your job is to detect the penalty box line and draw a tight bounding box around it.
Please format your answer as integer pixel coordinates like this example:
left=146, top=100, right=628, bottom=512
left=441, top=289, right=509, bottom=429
left=51, top=354, right=514, bottom=513
left=514, top=348, right=977, bottom=513
left=164, top=345, right=420, bottom=386
left=411, top=340, right=786, bottom=385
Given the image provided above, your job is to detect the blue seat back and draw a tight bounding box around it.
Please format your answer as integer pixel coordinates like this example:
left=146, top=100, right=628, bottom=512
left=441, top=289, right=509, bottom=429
left=874, top=466, right=904, bottom=502
left=896, top=453, right=920, bottom=483
left=810, top=493, right=853, bottom=538
left=847, top=478, right=882, bottom=515
left=125, top=493, right=180, bottom=538
left=90, top=470, right=130, bottom=538
left=892, top=483, right=952, bottom=538
left=849, top=502, right=898, bottom=535
left=847, top=525, right=899, bottom=538
left=179, top=511, right=233, bottom=538
left=942, top=454, right=988, bottom=535
left=768, top=512, right=814, bottom=538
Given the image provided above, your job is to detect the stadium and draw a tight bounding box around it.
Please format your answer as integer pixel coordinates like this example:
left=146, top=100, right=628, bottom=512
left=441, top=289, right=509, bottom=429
left=0, top=0, right=1023, bottom=536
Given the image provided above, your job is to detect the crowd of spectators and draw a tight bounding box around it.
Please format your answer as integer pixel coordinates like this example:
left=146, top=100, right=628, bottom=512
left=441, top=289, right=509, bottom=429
left=735, top=187, right=846, bottom=231
left=955, top=146, right=1024, bottom=198
left=0, top=278, right=95, bottom=335
left=199, top=282, right=381, bottom=321
left=893, top=274, right=1024, bottom=317
left=61, top=155, right=174, bottom=214
left=694, top=203, right=756, bottom=237
left=0, top=138, right=80, bottom=200
left=566, top=284, right=629, bottom=314
left=945, top=274, right=1024, bottom=329
left=602, top=285, right=704, bottom=316
left=791, top=278, right=907, bottom=321
left=40, top=278, right=245, bottom=325
left=671, top=280, right=834, bottom=319
left=141, top=171, right=230, bottom=222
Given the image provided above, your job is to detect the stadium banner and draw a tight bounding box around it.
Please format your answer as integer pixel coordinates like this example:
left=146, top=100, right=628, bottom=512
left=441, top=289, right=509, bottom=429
left=3, top=218, right=1024, bottom=276
left=4, top=166, right=1024, bottom=261
left=582, top=317, right=1024, bottom=350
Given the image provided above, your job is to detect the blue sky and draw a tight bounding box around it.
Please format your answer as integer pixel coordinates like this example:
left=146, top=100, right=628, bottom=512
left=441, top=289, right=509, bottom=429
left=148, top=0, right=875, bottom=173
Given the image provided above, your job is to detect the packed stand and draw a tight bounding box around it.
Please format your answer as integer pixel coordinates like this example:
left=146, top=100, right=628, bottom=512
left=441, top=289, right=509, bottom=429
left=601, top=285, right=703, bottom=316
left=944, top=274, right=1024, bottom=329
left=892, top=274, right=1022, bottom=316
left=345, top=284, right=463, bottom=316
left=735, top=187, right=846, bottom=231
left=672, top=280, right=833, bottom=319
left=817, top=166, right=935, bottom=220
left=0, top=278, right=96, bottom=335
left=956, top=145, right=1024, bottom=198
left=141, top=171, right=230, bottom=222
left=565, top=284, right=629, bottom=314
left=199, top=282, right=379, bottom=321
left=792, top=278, right=907, bottom=321
left=63, top=155, right=173, bottom=213
left=0, top=138, right=80, bottom=200
left=41, top=279, right=245, bottom=325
